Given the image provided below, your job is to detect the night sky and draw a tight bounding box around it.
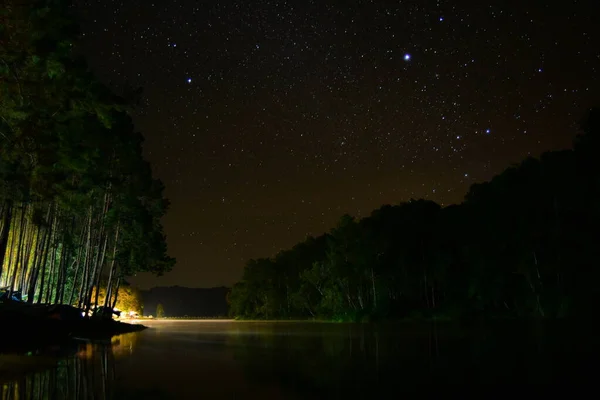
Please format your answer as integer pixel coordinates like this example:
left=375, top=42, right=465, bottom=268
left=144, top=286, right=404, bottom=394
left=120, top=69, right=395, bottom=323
left=75, top=0, right=599, bottom=289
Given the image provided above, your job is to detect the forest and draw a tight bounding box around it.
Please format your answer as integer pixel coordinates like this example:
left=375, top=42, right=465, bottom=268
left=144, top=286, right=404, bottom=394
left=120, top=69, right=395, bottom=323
left=229, top=109, right=600, bottom=321
left=0, top=1, right=174, bottom=315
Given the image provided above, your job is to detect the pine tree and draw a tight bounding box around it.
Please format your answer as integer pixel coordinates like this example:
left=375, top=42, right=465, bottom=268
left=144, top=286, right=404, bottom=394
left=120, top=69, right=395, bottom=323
left=0, top=0, right=174, bottom=307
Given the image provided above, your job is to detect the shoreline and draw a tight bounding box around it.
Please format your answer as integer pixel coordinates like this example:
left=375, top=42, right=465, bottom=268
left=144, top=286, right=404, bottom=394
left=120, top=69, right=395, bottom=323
left=0, top=315, right=147, bottom=354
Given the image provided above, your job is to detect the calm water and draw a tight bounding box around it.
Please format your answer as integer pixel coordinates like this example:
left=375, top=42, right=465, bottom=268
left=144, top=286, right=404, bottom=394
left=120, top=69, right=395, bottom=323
left=0, top=320, right=595, bottom=399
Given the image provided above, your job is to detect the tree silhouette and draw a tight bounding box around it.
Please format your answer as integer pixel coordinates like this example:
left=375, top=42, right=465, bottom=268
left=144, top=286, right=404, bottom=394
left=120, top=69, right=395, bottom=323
left=229, top=108, right=600, bottom=321
left=156, top=303, right=165, bottom=319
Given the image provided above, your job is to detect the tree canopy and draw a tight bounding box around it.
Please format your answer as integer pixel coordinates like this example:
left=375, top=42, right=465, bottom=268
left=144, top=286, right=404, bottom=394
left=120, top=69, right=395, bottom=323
left=0, top=0, right=174, bottom=311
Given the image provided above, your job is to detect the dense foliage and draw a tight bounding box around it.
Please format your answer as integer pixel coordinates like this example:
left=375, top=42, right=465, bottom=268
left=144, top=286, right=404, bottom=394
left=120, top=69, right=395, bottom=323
left=0, top=0, right=174, bottom=311
left=91, top=282, right=143, bottom=315
left=229, top=109, right=600, bottom=321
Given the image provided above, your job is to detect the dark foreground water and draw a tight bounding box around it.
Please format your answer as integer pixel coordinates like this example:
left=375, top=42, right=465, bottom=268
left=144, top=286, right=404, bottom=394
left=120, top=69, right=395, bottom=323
left=0, top=320, right=596, bottom=399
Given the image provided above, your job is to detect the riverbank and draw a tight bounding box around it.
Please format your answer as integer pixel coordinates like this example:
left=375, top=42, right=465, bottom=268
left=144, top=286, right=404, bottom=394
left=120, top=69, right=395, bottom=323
left=140, top=316, right=230, bottom=320
left=1, top=317, right=146, bottom=353
left=229, top=315, right=594, bottom=332
left=0, top=304, right=147, bottom=353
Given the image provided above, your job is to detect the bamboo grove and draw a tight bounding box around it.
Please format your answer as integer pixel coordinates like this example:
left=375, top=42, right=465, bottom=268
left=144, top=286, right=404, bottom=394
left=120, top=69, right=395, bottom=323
left=0, top=1, right=174, bottom=311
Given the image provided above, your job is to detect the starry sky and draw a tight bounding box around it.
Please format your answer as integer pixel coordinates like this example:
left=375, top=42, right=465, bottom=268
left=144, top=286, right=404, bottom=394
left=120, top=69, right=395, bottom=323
left=75, top=0, right=599, bottom=289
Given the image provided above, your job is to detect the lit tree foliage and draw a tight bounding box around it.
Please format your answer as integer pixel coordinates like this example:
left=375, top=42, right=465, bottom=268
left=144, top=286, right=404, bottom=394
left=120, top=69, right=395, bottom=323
left=0, top=0, right=174, bottom=310
left=91, top=283, right=142, bottom=314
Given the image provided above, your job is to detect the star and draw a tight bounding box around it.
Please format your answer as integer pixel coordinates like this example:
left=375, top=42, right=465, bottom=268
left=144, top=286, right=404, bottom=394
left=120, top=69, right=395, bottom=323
left=74, top=0, right=600, bottom=289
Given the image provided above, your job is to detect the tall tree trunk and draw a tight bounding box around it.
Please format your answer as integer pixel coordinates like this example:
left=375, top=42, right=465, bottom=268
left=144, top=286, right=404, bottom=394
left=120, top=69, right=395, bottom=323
left=104, top=267, right=114, bottom=309
left=357, top=288, right=364, bottom=310
left=45, top=239, right=57, bottom=304
left=37, top=207, right=56, bottom=304
left=21, top=220, right=36, bottom=295
left=55, top=248, right=65, bottom=304
left=86, top=191, right=111, bottom=312
left=54, top=239, right=69, bottom=304
left=531, top=251, right=545, bottom=317
left=68, top=223, right=87, bottom=306
left=90, top=233, right=108, bottom=310
left=3, top=206, right=17, bottom=288
left=103, top=246, right=119, bottom=309
left=0, top=201, right=13, bottom=279
left=99, top=224, right=119, bottom=309
left=370, top=267, right=377, bottom=309
left=111, top=277, right=121, bottom=309
left=83, top=229, right=103, bottom=314
left=28, top=222, right=50, bottom=304
left=44, top=216, right=60, bottom=304
left=78, top=206, right=93, bottom=310
left=9, top=204, right=27, bottom=296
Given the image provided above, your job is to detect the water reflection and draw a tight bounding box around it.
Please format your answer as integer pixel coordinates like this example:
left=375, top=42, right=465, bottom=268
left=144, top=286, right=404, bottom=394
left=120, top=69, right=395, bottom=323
left=0, top=320, right=596, bottom=399
left=221, top=321, right=596, bottom=397
left=76, top=334, right=138, bottom=360
left=0, top=334, right=158, bottom=400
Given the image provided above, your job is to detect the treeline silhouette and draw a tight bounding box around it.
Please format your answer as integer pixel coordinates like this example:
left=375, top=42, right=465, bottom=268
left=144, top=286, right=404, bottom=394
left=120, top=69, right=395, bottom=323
left=229, top=109, right=600, bottom=321
left=142, top=286, right=229, bottom=318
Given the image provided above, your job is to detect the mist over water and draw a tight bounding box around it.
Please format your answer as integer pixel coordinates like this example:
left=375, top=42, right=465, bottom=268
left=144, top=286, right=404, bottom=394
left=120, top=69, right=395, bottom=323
left=0, top=320, right=595, bottom=399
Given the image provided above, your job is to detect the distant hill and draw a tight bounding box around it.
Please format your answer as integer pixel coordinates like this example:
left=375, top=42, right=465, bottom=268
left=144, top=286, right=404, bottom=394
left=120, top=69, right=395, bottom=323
left=141, top=286, right=229, bottom=317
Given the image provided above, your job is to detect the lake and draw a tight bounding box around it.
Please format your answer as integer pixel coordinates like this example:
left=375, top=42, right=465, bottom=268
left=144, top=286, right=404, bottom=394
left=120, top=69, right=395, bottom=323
left=0, top=319, right=596, bottom=399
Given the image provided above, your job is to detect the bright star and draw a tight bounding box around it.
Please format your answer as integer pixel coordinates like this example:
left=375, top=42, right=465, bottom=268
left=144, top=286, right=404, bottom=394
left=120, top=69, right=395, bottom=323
left=404, top=54, right=411, bottom=61
left=187, top=78, right=192, bottom=83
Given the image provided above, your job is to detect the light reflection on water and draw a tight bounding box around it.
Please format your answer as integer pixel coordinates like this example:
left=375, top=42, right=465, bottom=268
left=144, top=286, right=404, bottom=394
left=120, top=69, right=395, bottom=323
left=0, top=319, right=596, bottom=399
